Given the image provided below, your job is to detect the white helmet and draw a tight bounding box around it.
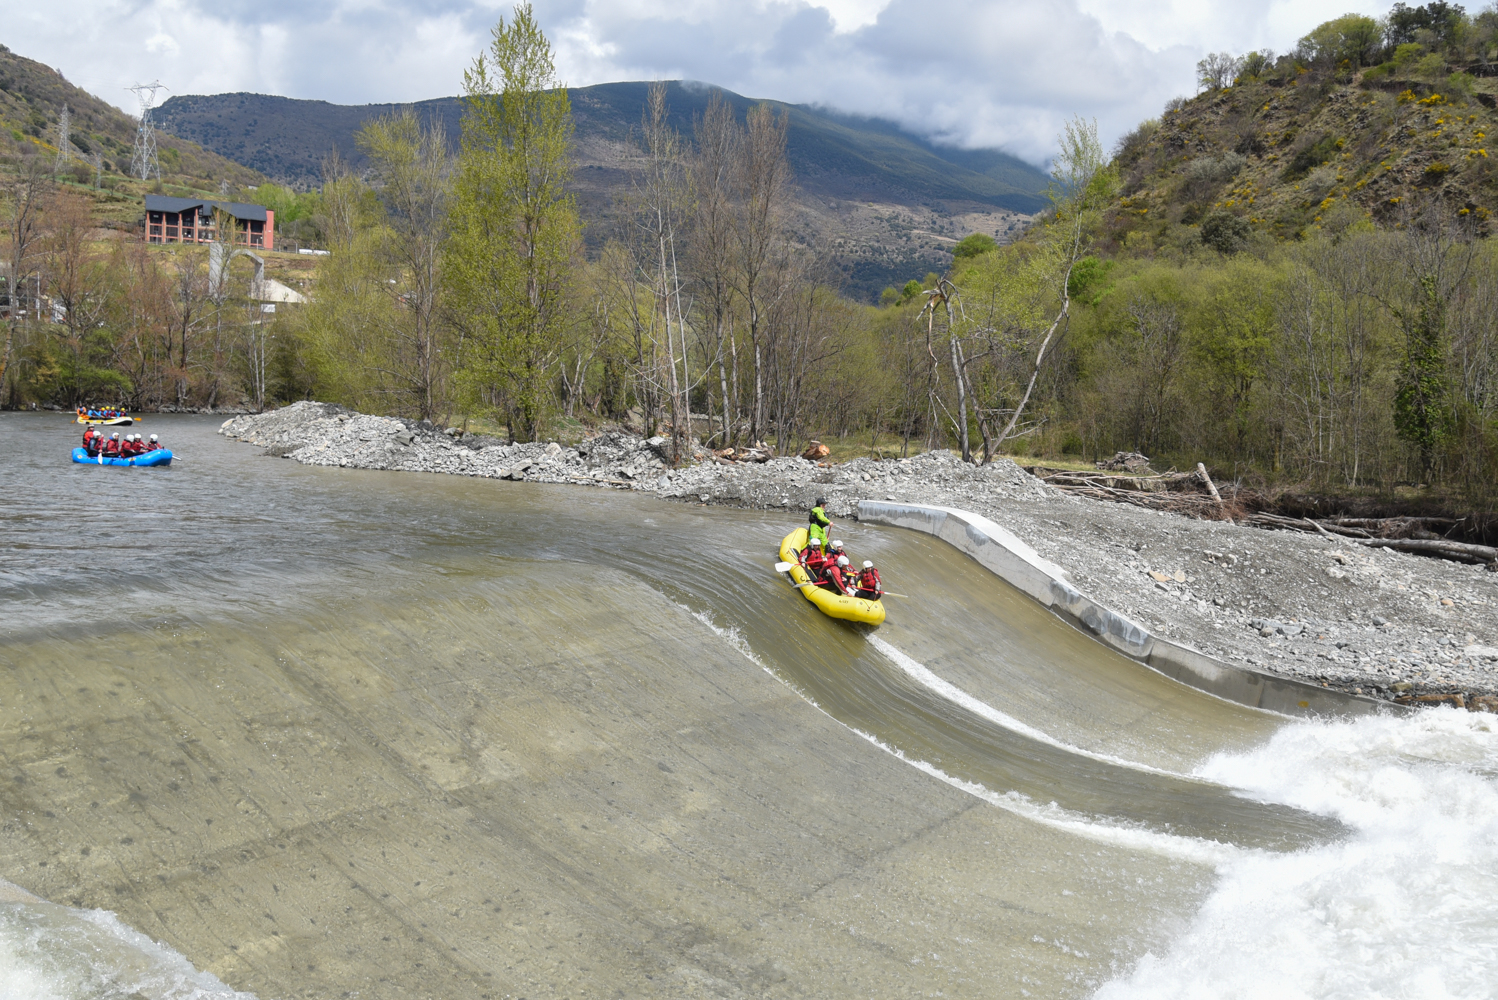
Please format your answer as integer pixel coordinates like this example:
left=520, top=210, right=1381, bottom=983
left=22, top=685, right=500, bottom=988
left=150, top=434, right=158, bottom=442
left=831, top=540, right=844, bottom=549
left=126, top=433, right=135, bottom=441
left=837, top=555, right=849, bottom=566
left=110, top=432, right=119, bottom=438
left=863, top=561, right=873, bottom=568
left=808, top=537, right=822, bottom=547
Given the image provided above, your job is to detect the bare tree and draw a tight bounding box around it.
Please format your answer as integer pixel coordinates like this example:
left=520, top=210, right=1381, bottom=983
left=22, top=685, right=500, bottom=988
left=1197, top=52, right=1244, bottom=91
left=991, top=116, right=1111, bottom=454
left=917, top=276, right=978, bottom=462
left=633, top=82, right=695, bottom=462
left=733, top=102, right=791, bottom=445
left=692, top=90, right=740, bottom=446
left=44, top=191, right=109, bottom=351
left=0, top=158, right=49, bottom=400
left=166, top=246, right=210, bottom=405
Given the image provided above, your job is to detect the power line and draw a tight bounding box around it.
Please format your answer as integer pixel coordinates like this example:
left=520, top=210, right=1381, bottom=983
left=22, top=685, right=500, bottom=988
left=127, top=81, right=167, bottom=181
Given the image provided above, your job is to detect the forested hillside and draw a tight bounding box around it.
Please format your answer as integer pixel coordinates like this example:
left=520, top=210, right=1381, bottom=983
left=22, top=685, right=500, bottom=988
left=5, top=3, right=1498, bottom=520
left=1017, top=4, right=1498, bottom=512
left=1107, top=4, right=1498, bottom=249
left=156, top=83, right=1046, bottom=300
left=0, top=42, right=264, bottom=216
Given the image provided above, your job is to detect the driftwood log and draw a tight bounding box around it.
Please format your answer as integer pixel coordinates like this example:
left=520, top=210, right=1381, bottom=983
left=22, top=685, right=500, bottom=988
left=1362, top=538, right=1498, bottom=564
left=1244, top=513, right=1495, bottom=567
left=1197, top=462, right=1224, bottom=505
left=1024, top=466, right=1493, bottom=568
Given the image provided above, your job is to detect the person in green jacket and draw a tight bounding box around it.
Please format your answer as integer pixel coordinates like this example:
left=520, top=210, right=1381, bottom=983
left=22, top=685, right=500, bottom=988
left=808, top=498, right=832, bottom=548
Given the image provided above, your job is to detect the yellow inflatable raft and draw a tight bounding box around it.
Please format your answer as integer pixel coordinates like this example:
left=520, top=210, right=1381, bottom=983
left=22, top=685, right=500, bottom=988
left=76, top=410, right=136, bottom=426
left=778, top=528, right=886, bottom=626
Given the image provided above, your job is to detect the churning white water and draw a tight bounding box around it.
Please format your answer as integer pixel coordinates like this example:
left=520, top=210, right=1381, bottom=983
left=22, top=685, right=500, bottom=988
left=0, top=889, right=255, bottom=1000
left=1095, top=708, right=1498, bottom=1000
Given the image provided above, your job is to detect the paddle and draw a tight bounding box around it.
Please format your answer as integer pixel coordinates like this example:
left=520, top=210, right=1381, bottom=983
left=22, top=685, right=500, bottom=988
left=773, top=560, right=796, bottom=573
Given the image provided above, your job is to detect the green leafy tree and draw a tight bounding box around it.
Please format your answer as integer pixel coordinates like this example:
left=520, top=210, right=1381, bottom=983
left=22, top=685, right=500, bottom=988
left=295, top=161, right=412, bottom=414
left=446, top=2, right=580, bottom=441
left=1298, top=14, right=1383, bottom=68
left=356, top=109, right=451, bottom=421
left=952, top=233, right=997, bottom=260
left=1392, top=274, right=1453, bottom=474
left=989, top=115, right=1115, bottom=451
left=1236, top=50, right=1275, bottom=82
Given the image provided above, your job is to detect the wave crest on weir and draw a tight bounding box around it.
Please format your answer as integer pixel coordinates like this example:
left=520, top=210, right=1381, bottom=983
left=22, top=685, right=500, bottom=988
left=1096, top=709, right=1498, bottom=999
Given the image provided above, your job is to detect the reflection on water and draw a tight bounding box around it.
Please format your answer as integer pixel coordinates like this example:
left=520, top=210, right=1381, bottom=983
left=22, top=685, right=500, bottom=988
left=3, top=414, right=1493, bottom=999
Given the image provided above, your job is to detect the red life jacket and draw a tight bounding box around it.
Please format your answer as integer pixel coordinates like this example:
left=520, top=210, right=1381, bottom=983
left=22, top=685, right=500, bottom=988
left=102, top=438, right=122, bottom=457
left=142, top=440, right=160, bottom=452
left=856, top=567, right=882, bottom=598
left=824, top=563, right=852, bottom=595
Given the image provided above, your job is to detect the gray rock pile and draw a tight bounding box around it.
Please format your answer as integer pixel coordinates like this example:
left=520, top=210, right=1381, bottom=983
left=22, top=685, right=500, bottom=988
left=220, top=401, right=670, bottom=485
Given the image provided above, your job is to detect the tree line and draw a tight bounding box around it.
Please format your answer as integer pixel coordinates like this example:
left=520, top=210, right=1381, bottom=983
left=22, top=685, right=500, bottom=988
left=1, top=157, right=284, bottom=413
left=0, top=4, right=1111, bottom=478
left=4, top=2, right=1498, bottom=508
left=1002, top=208, right=1498, bottom=507
left=1196, top=2, right=1498, bottom=96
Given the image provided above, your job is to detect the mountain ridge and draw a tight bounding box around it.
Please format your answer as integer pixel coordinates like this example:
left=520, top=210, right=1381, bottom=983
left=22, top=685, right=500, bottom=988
left=155, top=82, right=1047, bottom=213
left=155, top=82, right=1047, bottom=300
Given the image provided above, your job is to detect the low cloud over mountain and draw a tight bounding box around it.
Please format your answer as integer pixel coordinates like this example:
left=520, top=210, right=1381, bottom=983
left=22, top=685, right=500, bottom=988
left=12, top=0, right=1387, bottom=162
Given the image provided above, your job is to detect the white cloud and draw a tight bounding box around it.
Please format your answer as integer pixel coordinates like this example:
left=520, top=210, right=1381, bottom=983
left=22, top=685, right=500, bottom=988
left=143, top=33, right=181, bottom=57
left=9, top=0, right=1394, bottom=164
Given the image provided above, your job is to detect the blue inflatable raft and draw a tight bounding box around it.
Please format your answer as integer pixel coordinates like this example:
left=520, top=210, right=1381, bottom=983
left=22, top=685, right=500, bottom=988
left=72, top=447, right=174, bottom=467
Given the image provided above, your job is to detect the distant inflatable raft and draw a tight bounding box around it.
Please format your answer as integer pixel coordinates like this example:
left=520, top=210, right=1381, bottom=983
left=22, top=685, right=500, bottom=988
left=779, top=527, right=886, bottom=626
left=72, top=447, right=173, bottom=467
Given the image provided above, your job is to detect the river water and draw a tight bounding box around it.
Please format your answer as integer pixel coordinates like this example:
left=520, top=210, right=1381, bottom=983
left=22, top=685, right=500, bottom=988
left=2, top=413, right=1496, bottom=999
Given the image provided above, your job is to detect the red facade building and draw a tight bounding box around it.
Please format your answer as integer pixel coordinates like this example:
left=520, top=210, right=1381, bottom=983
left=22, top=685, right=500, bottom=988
left=145, top=196, right=275, bottom=250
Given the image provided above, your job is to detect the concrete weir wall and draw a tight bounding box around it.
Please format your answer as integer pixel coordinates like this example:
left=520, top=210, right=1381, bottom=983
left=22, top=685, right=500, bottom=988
left=858, top=501, right=1391, bottom=718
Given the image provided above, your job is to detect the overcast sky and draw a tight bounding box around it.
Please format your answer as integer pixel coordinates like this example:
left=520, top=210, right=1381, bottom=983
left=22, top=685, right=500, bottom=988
left=14, top=0, right=1391, bottom=164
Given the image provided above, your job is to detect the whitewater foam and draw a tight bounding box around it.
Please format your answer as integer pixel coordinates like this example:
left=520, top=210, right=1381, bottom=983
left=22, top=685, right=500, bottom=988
left=0, top=891, right=256, bottom=1000
left=1095, top=708, right=1498, bottom=999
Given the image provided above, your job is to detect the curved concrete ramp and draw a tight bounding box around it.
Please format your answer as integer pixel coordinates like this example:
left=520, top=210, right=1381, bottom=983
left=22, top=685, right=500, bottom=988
left=857, top=500, right=1391, bottom=718
left=0, top=416, right=1346, bottom=999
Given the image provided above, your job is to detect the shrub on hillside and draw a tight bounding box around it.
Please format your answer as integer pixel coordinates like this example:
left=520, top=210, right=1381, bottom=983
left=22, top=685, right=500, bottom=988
left=952, top=233, right=998, bottom=260
left=1414, top=52, right=1449, bottom=81
left=1282, top=133, right=1342, bottom=181
left=1185, top=152, right=1247, bottom=185
left=1112, top=119, right=1160, bottom=169
left=1200, top=212, right=1252, bottom=254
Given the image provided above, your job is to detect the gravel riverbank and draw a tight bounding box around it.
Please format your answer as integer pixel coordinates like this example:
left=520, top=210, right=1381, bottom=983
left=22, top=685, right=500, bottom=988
left=222, top=401, right=1498, bottom=708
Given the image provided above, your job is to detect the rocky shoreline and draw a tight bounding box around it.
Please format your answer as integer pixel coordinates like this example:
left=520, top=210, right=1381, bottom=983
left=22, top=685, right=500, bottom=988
left=221, top=401, right=1498, bottom=708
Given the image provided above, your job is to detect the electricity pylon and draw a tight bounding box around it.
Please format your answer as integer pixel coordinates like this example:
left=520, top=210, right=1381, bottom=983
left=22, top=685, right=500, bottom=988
left=127, top=81, right=168, bottom=181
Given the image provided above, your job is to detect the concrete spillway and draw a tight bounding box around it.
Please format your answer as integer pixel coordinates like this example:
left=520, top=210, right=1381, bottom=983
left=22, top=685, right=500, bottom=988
left=3, top=414, right=1494, bottom=1000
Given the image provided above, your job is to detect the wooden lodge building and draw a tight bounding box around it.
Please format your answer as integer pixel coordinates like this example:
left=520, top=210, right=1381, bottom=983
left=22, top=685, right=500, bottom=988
left=145, top=196, right=275, bottom=250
